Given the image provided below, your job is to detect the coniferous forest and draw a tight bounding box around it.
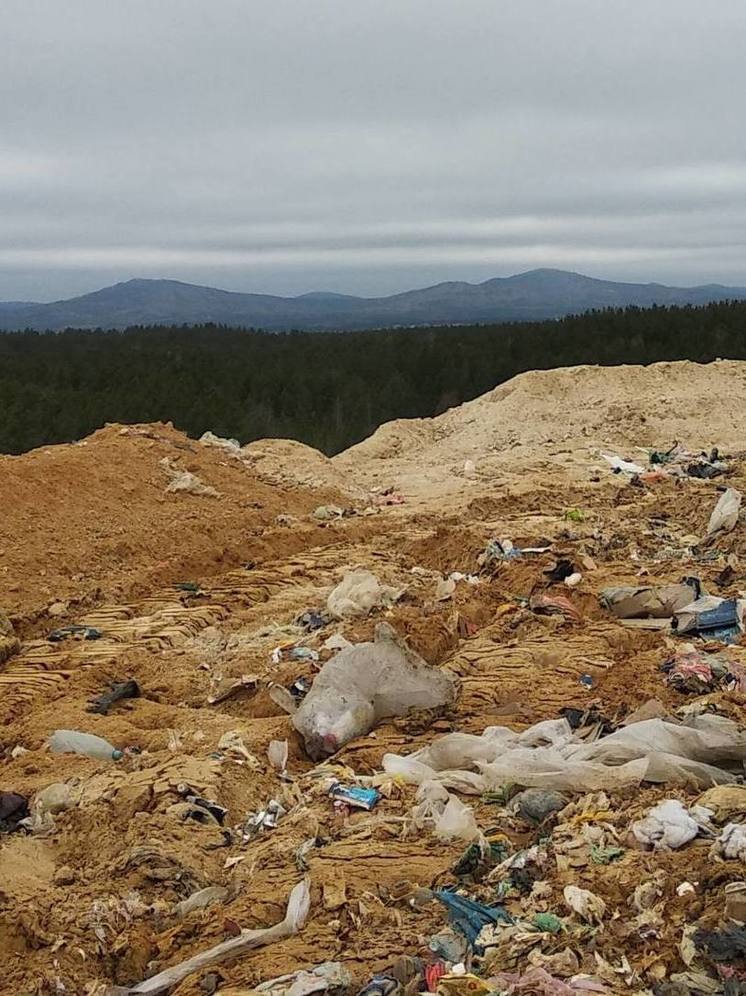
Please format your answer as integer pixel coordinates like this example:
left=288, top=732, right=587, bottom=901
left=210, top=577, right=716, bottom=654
left=1, top=299, right=745, bottom=456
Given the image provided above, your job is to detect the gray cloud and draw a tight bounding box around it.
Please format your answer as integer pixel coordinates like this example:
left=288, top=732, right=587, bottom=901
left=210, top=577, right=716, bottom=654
left=2, top=0, right=746, bottom=300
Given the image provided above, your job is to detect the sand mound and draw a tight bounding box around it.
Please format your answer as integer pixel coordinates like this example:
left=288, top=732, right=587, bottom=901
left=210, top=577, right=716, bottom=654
left=242, top=437, right=362, bottom=495
left=335, top=360, right=746, bottom=495
left=1, top=422, right=342, bottom=622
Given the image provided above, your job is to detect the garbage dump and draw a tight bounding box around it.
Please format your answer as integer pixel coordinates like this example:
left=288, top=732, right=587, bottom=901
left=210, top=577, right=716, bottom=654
left=7, top=363, right=746, bottom=993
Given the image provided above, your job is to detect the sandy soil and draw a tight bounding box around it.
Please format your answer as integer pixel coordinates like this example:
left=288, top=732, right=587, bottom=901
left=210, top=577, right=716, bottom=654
left=2, top=361, right=746, bottom=994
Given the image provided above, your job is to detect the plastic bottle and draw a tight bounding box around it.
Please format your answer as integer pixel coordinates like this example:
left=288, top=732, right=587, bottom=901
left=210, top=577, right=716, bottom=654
left=49, top=730, right=123, bottom=761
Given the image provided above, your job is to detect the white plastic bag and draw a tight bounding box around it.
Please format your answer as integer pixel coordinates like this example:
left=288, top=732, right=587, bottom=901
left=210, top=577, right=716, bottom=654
left=293, top=623, right=457, bottom=759
left=602, top=453, right=646, bottom=475
left=632, top=799, right=701, bottom=850
left=326, top=570, right=399, bottom=619
left=707, top=488, right=742, bottom=537
left=433, top=795, right=479, bottom=841
left=268, top=740, right=289, bottom=772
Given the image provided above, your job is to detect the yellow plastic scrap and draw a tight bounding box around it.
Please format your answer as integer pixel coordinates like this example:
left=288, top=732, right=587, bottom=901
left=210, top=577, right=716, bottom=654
left=437, top=974, right=493, bottom=996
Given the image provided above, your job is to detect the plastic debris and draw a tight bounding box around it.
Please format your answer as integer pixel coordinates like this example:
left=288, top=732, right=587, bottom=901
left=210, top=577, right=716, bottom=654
left=706, top=487, right=742, bottom=538
left=125, top=879, right=310, bottom=995
left=532, top=912, right=564, bottom=934
left=49, top=729, right=123, bottom=761
left=661, top=648, right=730, bottom=693
left=48, top=624, right=102, bottom=642
left=602, top=453, right=646, bottom=475
left=384, top=713, right=746, bottom=793
left=563, top=884, right=606, bottom=924
left=326, top=570, right=400, bottom=619
left=87, top=678, right=141, bottom=714
left=433, top=890, right=513, bottom=950
left=253, top=961, right=353, bottom=996
left=713, top=824, right=746, bottom=861
left=0, top=791, right=29, bottom=833
left=672, top=595, right=744, bottom=643
left=175, top=886, right=229, bottom=919
left=199, top=430, right=241, bottom=454
left=268, top=739, right=289, bottom=773
left=329, top=783, right=380, bottom=811
left=600, top=577, right=701, bottom=619
left=631, top=799, right=708, bottom=850
left=292, top=623, right=457, bottom=760
left=512, top=788, right=568, bottom=824
left=242, top=799, right=286, bottom=841
left=434, top=795, right=479, bottom=841
left=162, top=459, right=220, bottom=498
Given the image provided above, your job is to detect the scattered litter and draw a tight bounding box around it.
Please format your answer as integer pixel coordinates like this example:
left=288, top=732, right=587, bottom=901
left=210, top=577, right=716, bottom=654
left=124, top=879, right=310, bottom=995
left=199, top=430, right=241, bottom=454
left=600, top=577, right=701, bottom=619
left=563, top=884, right=606, bottom=924
left=632, top=799, right=713, bottom=850
left=713, top=824, right=746, bottom=861
left=87, top=678, right=140, bottom=714
left=242, top=799, right=286, bottom=842
left=434, top=795, right=479, bottom=841
left=433, top=890, right=513, bottom=951
left=175, top=886, right=229, bottom=919
left=661, top=648, right=731, bottom=693
left=706, top=487, right=742, bottom=538
left=513, top=788, right=568, bottom=824
left=329, top=782, right=380, bottom=811
left=602, top=453, right=646, bottom=475
left=48, top=624, right=102, bottom=642
left=672, top=595, right=744, bottom=643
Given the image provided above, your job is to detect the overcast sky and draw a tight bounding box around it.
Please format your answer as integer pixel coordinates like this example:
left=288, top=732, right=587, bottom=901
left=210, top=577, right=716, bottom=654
left=3, top=0, right=746, bottom=301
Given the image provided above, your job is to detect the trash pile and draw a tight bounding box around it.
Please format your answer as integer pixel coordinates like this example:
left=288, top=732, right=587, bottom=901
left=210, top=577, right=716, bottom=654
left=7, top=363, right=746, bottom=994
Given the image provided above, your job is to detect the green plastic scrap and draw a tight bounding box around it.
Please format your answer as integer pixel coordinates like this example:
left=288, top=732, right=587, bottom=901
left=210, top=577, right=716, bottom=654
left=482, top=785, right=517, bottom=806
left=532, top=912, right=564, bottom=934
left=590, top=844, right=625, bottom=865
left=564, top=508, right=585, bottom=523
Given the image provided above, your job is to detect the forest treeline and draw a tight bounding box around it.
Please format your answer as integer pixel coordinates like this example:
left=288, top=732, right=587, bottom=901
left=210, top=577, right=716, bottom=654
left=1, top=300, right=745, bottom=456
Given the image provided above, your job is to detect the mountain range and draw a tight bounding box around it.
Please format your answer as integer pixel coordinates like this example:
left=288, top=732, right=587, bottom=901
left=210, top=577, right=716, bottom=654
left=1, top=268, right=746, bottom=332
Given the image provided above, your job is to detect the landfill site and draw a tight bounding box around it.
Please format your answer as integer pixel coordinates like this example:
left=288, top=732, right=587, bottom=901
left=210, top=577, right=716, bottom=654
left=7, top=357, right=746, bottom=996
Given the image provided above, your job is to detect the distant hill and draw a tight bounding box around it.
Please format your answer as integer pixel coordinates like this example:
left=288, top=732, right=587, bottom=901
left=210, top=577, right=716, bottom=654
left=2, top=268, right=746, bottom=331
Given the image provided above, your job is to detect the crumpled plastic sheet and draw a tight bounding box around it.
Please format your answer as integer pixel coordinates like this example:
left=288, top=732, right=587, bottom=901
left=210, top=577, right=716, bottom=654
left=383, top=714, right=746, bottom=793
left=293, top=623, right=457, bottom=760
left=631, top=799, right=712, bottom=850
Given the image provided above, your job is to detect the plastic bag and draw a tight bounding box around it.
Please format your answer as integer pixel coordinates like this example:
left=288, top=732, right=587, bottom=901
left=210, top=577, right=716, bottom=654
left=601, top=453, right=646, bottom=475
left=632, top=799, right=702, bottom=849
left=433, top=795, right=479, bottom=841
left=385, top=713, right=746, bottom=796
left=707, top=487, right=742, bottom=537
left=268, top=739, right=289, bottom=772
left=292, top=623, right=457, bottom=759
left=563, top=885, right=606, bottom=924
left=326, top=570, right=400, bottom=619
left=600, top=579, right=700, bottom=619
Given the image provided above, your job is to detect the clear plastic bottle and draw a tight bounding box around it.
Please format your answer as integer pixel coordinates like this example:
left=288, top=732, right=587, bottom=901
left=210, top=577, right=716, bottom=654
left=49, top=729, right=123, bottom=761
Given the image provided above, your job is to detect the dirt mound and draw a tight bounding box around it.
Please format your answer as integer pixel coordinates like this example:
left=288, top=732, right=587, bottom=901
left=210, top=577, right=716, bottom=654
left=335, top=359, right=746, bottom=496
left=242, top=438, right=362, bottom=496
left=0, top=422, right=342, bottom=624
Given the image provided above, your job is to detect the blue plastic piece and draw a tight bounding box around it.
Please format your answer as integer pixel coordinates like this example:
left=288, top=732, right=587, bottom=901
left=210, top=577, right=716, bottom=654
left=434, top=889, right=513, bottom=951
